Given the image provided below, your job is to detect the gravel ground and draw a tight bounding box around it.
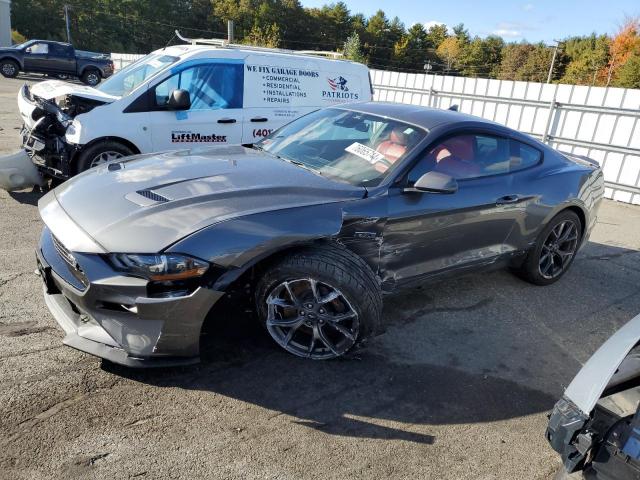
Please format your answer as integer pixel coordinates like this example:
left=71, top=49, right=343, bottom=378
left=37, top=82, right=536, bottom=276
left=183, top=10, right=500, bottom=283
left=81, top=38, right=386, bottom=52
left=1, top=76, right=640, bottom=480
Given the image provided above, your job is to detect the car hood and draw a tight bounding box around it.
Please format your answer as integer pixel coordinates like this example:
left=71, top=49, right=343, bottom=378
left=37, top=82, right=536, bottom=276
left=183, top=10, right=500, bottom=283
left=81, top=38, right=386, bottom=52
left=41, top=146, right=365, bottom=253
left=30, top=80, right=118, bottom=103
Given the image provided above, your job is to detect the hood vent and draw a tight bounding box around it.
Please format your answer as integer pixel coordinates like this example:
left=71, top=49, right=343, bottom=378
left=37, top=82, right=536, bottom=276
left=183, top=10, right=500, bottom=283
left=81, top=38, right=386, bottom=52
left=124, top=189, right=172, bottom=206
left=136, top=189, right=171, bottom=203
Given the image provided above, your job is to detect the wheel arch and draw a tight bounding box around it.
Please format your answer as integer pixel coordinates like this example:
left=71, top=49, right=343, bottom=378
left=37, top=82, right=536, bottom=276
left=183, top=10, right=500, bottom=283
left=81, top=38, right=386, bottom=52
left=0, top=56, right=21, bottom=69
left=72, top=136, right=141, bottom=163
left=79, top=64, right=101, bottom=77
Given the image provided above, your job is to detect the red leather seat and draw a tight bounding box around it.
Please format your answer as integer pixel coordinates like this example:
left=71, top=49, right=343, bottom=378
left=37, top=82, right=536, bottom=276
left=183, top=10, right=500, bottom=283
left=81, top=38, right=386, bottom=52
left=433, top=135, right=481, bottom=178
left=376, top=128, right=408, bottom=163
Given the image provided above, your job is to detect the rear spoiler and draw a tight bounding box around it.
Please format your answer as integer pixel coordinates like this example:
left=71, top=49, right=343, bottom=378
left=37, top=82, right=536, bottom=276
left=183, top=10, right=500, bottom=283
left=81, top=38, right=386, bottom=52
left=561, top=152, right=600, bottom=168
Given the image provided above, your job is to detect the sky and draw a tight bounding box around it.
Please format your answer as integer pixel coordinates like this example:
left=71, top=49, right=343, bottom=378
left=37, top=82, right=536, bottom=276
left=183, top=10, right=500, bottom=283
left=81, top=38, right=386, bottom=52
left=300, top=0, right=639, bottom=43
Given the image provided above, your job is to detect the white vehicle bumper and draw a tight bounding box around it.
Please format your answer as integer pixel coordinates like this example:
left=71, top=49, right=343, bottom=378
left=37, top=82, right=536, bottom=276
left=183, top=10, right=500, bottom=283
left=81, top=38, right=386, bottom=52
left=0, top=149, right=45, bottom=191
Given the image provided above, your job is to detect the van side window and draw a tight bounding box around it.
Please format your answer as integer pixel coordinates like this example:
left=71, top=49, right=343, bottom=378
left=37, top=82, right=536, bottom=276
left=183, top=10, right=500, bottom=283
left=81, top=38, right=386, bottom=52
left=154, top=63, right=244, bottom=110
left=408, top=134, right=542, bottom=183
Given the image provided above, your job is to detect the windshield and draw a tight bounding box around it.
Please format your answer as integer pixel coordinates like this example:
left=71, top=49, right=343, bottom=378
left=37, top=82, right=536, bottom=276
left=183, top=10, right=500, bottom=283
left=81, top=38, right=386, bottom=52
left=97, top=53, right=179, bottom=97
left=258, top=108, right=426, bottom=187
left=13, top=40, right=35, bottom=50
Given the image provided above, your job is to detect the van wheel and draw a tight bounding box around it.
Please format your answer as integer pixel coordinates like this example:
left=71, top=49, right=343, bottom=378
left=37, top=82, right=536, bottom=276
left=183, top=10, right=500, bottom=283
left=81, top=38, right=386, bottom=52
left=1, top=59, right=19, bottom=78
left=76, top=141, right=135, bottom=174
left=81, top=69, right=101, bottom=86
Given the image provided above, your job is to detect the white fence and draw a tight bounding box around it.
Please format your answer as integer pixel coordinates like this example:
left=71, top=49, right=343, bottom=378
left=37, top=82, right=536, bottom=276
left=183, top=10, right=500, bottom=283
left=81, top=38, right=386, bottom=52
left=371, top=69, right=640, bottom=205
left=111, top=53, right=143, bottom=71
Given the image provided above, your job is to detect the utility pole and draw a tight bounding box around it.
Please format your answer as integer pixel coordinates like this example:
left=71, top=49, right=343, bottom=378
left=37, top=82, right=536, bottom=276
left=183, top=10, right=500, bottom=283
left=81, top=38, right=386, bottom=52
left=546, top=39, right=560, bottom=84
left=227, top=20, right=234, bottom=43
left=64, top=4, right=72, bottom=44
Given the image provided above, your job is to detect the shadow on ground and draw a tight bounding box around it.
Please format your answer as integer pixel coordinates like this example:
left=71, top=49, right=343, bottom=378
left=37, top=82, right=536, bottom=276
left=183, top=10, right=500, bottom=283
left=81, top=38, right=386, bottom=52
left=100, top=241, right=640, bottom=444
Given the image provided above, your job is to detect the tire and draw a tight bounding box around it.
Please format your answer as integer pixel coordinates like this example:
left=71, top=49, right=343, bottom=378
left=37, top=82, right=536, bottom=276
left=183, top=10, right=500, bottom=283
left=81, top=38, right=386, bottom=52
left=255, top=244, right=383, bottom=360
left=76, top=141, right=135, bottom=174
left=0, top=59, right=19, bottom=78
left=517, top=210, right=583, bottom=286
left=80, top=68, right=101, bottom=86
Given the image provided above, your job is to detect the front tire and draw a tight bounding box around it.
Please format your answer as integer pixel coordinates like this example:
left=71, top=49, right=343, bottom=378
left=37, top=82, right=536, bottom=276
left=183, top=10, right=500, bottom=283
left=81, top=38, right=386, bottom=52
left=76, top=141, right=135, bottom=174
left=81, top=68, right=101, bottom=86
left=0, top=59, right=19, bottom=78
left=517, top=210, right=582, bottom=286
left=255, top=245, right=382, bottom=360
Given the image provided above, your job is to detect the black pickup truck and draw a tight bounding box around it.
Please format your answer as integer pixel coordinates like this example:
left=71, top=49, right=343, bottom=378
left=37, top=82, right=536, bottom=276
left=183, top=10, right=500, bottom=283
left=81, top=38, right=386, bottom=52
left=0, top=40, right=114, bottom=86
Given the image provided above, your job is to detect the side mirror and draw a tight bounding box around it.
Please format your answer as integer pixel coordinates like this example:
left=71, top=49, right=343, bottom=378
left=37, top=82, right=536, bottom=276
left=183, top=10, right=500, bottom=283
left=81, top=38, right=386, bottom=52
left=25, top=47, right=32, bottom=54
left=404, top=171, right=458, bottom=194
left=167, top=89, right=191, bottom=111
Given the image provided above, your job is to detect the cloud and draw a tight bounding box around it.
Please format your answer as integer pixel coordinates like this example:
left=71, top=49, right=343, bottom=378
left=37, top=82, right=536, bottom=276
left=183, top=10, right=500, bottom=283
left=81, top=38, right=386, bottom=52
left=423, top=20, right=453, bottom=34
left=523, top=3, right=534, bottom=11
left=491, top=21, right=537, bottom=37
left=492, top=29, right=522, bottom=38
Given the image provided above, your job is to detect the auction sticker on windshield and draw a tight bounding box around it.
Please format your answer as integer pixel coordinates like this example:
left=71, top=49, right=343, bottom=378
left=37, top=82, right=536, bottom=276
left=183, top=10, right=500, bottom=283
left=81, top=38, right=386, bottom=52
left=345, top=142, right=387, bottom=164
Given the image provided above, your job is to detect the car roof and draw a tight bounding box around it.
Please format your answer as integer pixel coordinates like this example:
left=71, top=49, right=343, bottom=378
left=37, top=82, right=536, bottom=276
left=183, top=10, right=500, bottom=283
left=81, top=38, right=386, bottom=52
left=160, top=44, right=366, bottom=67
left=337, top=101, right=504, bottom=131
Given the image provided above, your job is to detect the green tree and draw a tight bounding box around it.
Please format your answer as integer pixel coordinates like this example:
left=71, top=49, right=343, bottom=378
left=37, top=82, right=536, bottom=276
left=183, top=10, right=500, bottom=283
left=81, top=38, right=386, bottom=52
left=343, top=31, right=366, bottom=63
left=425, top=23, right=448, bottom=49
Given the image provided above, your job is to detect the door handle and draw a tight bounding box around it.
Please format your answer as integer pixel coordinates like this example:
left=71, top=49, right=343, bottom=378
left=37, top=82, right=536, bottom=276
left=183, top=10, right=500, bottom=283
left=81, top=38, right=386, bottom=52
left=496, top=195, right=521, bottom=205
left=250, top=117, right=269, bottom=122
left=217, top=118, right=237, bottom=124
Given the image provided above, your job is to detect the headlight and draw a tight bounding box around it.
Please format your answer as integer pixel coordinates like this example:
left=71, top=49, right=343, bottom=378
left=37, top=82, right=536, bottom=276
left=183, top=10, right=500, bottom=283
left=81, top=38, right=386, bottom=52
left=108, top=253, right=209, bottom=281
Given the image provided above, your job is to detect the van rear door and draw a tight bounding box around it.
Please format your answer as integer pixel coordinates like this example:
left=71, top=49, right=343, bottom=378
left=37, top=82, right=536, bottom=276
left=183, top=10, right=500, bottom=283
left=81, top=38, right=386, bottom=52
left=241, top=54, right=368, bottom=144
left=148, top=60, right=245, bottom=151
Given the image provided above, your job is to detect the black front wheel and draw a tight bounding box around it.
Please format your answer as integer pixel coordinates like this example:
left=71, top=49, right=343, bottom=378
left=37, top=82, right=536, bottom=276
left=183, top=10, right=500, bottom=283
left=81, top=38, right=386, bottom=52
left=517, top=210, right=582, bottom=285
left=0, top=59, right=19, bottom=78
left=255, top=245, right=382, bottom=360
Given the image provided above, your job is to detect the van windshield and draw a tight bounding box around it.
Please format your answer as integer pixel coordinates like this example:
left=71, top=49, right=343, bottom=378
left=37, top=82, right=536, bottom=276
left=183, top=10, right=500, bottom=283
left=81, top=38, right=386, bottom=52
left=97, top=53, right=179, bottom=97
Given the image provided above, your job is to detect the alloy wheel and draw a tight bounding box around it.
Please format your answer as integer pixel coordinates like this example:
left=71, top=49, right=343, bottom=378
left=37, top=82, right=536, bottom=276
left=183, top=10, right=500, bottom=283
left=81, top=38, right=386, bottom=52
left=90, top=151, right=124, bottom=168
left=86, top=73, right=99, bottom=85
left=538, top=220, right=579, bottom=279
left=2, top=63, right=16, bottom=76
left=266, top=278, right=359, bottom=359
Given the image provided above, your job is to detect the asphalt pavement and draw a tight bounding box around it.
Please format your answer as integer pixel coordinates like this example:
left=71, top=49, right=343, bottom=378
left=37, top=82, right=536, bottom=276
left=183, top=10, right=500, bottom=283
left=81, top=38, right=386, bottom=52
left=1, top=76, right=640, bottom=479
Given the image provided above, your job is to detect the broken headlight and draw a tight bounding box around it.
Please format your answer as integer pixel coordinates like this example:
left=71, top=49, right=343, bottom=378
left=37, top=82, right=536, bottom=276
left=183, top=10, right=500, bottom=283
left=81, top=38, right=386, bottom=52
left=108, top=253, right=209, bottom=281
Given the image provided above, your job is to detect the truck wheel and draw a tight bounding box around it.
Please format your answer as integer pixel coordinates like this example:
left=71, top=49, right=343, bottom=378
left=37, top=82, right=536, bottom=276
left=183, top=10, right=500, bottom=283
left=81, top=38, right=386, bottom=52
left=0, top=59, right=19, bottom=78
left=255, top=245, right=383, bottom=360
left=76, top=141, right=135, bottom=173
left=81, top=69, right=101, bottom=86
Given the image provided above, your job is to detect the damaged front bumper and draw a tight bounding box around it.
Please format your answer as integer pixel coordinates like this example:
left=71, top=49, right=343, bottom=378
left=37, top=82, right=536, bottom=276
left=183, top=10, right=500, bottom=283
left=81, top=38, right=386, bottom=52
left=18, top=85, right=78, bottom=179
left=37, top=227, right=224, bottom=367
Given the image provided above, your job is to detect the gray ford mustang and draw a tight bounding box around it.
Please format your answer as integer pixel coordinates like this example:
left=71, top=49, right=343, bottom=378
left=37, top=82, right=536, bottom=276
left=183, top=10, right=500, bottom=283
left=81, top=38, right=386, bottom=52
left=36, top=102, right=604, bottom=366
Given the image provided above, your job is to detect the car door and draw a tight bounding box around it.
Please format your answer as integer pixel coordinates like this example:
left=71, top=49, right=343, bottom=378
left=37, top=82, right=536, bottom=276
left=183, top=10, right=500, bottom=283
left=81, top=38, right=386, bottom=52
left=148, top=61, right=244, bottom=151
left=382, top=132, right=526, bottom=286
left=48, top=44, right=75, bottom=73
left=23, top=42, right=50, bottom=72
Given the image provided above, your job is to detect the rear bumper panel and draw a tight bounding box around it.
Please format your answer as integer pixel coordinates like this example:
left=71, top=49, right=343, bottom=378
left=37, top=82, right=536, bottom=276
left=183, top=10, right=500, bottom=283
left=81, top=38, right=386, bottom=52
left=37, top=227, right=223, bottom=367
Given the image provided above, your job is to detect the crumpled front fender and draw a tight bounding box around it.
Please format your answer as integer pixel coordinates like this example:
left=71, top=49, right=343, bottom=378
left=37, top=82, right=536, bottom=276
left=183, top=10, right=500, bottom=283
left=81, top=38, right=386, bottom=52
left=0, top=149, right=45, bottom=191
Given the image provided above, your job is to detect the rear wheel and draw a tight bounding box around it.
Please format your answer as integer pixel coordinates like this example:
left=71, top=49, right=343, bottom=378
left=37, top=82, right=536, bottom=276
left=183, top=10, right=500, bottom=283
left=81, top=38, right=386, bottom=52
left=255, top=245, right=382, bottom=359
left=76, top=141, right=135, bottom=174
left=0, top=59, right=19, bottom=78
left=81, top=68, right=101, bottom=86
left=517, top=210, right=582, bottom=285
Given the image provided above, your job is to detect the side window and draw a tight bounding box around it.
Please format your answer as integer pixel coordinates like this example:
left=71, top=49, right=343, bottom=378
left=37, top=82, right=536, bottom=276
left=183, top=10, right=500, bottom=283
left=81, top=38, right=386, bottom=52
left=30, top=43, right=49, bottom=55
left=154, top=63, right=243, bottom=110
left=49, top=44, right=71, bottom=57
left=408, top=133, right=541, bottom=182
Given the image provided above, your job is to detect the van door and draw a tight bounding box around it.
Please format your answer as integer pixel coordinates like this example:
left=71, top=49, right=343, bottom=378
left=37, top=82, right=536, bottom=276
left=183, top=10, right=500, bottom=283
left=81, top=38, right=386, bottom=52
left=148, top=60, right=244, bottom=151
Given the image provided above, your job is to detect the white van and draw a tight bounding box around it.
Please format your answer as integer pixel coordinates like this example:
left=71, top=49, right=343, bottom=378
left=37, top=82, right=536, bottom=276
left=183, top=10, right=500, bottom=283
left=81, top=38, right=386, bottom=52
left=14, top=40, right=372, bottom=182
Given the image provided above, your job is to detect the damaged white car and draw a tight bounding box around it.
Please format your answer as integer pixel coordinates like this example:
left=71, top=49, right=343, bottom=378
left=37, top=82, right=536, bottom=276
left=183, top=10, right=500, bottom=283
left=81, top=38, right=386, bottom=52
left=0, top=40, right=371, bottom=191
left=547, top=313, right=640, bottom=479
